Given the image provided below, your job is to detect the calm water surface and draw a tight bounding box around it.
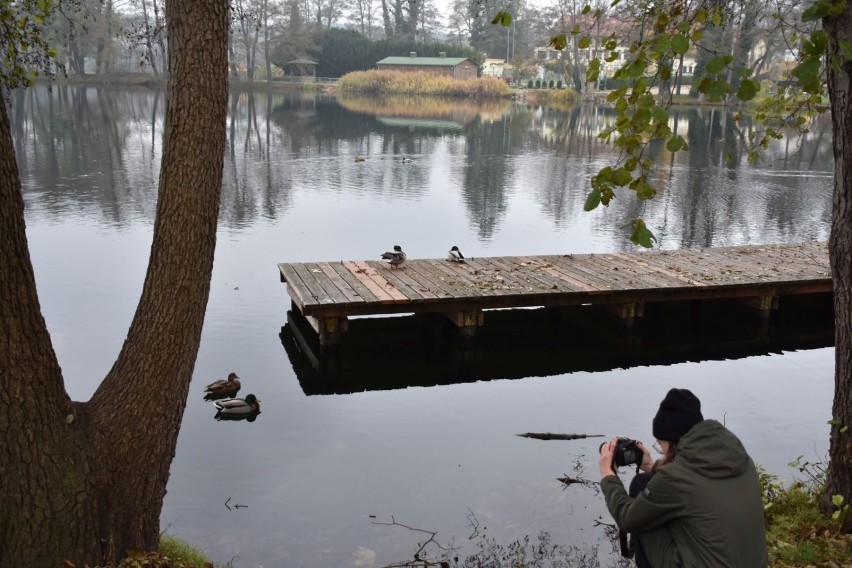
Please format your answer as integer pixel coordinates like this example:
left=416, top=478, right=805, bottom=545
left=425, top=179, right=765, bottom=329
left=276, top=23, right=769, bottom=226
left=10, top=86, right=835, bottom=567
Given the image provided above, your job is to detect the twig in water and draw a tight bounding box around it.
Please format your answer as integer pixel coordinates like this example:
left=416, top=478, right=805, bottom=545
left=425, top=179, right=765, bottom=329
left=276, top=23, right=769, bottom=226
left=517, top=432, right=605, bottom=441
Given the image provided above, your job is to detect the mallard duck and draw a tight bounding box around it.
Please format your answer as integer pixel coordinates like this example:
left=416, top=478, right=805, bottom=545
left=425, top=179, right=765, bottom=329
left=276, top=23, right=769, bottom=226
left=204, top=372, right=241, bottom=400
left=447, top=246, right=466, bottom=263
left=381, top=245, right=406, bottom=269
left=214, top=393, right=261, bottom=416
left=400, top=155, right=414, bottom=164
left=354, top=155, right=366, bottom=162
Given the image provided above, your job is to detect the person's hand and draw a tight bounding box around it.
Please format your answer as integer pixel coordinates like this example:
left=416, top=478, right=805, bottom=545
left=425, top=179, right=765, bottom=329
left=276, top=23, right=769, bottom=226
left=636, top=440, right=655, bottom=473
left=599, top=437, right=618, bottom=478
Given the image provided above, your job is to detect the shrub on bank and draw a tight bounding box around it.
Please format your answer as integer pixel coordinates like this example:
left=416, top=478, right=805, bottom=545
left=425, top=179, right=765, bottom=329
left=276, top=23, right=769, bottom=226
left=761, top=460, right=852, bottom=566
left=337, top=70, right=511, bottom=98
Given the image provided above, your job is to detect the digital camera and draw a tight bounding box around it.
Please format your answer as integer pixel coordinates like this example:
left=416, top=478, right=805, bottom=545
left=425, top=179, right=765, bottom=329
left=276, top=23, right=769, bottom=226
left=600, top=437, right=643, bottom=469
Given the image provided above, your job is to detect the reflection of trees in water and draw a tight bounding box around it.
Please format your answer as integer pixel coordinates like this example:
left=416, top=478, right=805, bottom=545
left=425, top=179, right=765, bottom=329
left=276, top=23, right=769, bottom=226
left=11, top=85, right=161, bottom=225
left=13, top=86, right=833, bottom=247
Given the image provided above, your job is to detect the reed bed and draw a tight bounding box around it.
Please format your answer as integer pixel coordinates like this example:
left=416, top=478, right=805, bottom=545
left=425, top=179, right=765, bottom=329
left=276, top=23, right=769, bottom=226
left=338, top=70, right=511, bottom=98
left=338, top=95, right=510, bottom=123
left=527, top=88, right=580, bottom=109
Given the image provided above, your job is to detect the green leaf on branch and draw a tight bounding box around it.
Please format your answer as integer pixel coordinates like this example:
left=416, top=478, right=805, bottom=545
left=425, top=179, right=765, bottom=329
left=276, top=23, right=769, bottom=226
left=584, top=188, right=602, bottom=211
left=611, top=167, right=632, bottom=186
left=578, top=36, right=591, bottom=49
left=581, top=4, right=591, bottom=14
left=737, top=79, right=759, bottom=101
left=549, top=34, right=567, bottom=50
left=700, top=78, right=731, bottom=102
left=671, top=34, right=690, bottom=55
left=491, top=11, right=513, bottom=26
left=803, top=30, right=828, bottom=56
left=802, top=0, right=832, bottom=21
left=706, top=55, right=728, bottom=74
left=653, top=33, right=671, bottom=53
left=631, top=219, right=657, bottom=248
left=792, top=57, right=822, bottom=93
left=630, top=177, right=656, bottom=199
left=586, top=58, right=600, bottom=82
left=666, top=134, right=685, bottom=152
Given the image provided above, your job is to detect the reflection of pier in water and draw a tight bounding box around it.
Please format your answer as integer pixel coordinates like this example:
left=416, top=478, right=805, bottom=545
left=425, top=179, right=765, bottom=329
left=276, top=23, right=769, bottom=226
left=280, top=294, right=834, bottom=396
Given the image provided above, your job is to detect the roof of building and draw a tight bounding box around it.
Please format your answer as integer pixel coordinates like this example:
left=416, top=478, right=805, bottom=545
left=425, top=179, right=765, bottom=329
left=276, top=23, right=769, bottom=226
left=376, top=56, right=472, bottom=67
left=288, top=58, right=318, bottom=65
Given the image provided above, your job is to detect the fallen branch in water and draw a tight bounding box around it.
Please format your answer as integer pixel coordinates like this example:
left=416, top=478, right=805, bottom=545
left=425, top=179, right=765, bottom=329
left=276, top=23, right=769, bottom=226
left=517, top=432, right=605, bottom=441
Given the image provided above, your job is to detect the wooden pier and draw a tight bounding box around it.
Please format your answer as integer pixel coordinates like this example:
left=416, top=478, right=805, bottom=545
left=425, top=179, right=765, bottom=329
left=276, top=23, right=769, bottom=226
left=278, top=242, right=831, bottom=346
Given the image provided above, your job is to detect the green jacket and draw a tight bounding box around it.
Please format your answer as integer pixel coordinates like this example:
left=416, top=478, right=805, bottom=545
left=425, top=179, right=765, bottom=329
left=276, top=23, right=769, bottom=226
left=601, top=420, right=768, bottom=567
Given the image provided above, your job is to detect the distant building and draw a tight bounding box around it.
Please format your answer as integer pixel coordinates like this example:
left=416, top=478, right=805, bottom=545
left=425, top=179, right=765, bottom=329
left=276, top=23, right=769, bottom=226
left=483, top=58, right=508, bottom=78
left=376, top=52, right=478, bottom=80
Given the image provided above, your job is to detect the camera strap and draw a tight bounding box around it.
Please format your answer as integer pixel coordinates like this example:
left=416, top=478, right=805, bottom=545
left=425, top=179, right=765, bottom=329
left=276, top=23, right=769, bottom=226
left=618, top=528, right=633, bottom=558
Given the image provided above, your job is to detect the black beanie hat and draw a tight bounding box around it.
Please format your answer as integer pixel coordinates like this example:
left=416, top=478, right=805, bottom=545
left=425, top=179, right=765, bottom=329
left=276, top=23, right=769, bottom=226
left=652, top=388, right=703, bottom=442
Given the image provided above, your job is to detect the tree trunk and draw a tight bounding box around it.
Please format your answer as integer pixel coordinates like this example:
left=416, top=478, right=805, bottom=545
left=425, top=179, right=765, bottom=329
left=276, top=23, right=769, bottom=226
left=824, top=1, right=852, bottom=529
left=0, top=0, right=229, bottom=565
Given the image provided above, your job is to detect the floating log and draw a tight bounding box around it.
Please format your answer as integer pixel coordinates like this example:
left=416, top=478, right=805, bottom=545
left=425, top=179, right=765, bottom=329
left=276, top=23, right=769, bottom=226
left=517, top=432, right=606, bottom=441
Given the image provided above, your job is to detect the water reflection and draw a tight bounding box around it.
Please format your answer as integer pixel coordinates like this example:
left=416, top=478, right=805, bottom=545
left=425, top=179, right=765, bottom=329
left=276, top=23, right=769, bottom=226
left=282, top=294, right=834, bottom=395
left=11, top=85, right=832, bottom=250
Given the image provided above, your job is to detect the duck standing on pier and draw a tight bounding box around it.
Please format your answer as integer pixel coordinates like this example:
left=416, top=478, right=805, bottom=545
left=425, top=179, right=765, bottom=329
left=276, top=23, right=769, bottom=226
left=381, top=245, right=406, bottom=269
left=447, top=246, right=466, bottom=263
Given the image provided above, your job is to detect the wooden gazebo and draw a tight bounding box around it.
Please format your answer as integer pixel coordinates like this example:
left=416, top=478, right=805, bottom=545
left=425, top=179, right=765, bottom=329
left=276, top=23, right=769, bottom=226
left=287, top=58, right=318, bottom=81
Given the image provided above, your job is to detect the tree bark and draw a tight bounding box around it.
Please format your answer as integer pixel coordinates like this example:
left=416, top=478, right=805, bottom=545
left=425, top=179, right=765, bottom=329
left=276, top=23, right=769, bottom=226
left=0, top=0, right=229, bottom=565
left=824, top=1, right=852, bottom=528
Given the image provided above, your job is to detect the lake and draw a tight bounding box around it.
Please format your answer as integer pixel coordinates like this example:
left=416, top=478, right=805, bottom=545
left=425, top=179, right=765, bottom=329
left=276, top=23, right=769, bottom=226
left=9, top=85, right=836, bottom=567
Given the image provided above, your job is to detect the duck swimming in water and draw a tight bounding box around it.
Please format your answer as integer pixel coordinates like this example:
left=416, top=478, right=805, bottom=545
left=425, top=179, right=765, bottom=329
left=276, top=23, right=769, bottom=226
left=203, top=372, right=241, bottom=400
left=214, top=393, right=261, bottom=416
left=447, top=246, right=466, bottom=263
left=381, top=245, right=406, bottom=269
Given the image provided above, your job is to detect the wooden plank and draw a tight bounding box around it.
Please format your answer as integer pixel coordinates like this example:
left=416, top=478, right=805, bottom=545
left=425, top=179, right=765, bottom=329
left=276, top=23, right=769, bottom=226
left=516, top=256, right=601, bottom=292
left=305, top=263, right=351, bottom=304
left=395, top=261, right=457, bottom=299
left=472, top=257, right=543, bottom=294
left=610, top=252, right=698, bottom=288
left=721, top=245, right=828, bottom=281
left=500, top=256, right=580, bottom=294
left=604, top=253, right=691, bottom=290
left=350, top=261, right=410, bottom=302
left=328, top=262, right=380, bottom=303
left=341, top=261, right=396, bottom=302
left=568, top=253, right=648, bottom=291
left=410, top=260, right=469, bottom=298
left=545, top=254, right=621, bottom=291
left=587, top=254, right=663, bottom=290
left=362, top=260, right=427, bottom=301
left=490, top=257, right=567, bottom=292
left=371, top=260, right=439, bottom=300
left=635, top=251, right=712, bottom=286
left=433, top=260, right=493, bottom=296
left=290, top=263, right=336, bottom=304
left=278, top=263, right=315, bottom=308
left=317, top=262, right=364, bottom=304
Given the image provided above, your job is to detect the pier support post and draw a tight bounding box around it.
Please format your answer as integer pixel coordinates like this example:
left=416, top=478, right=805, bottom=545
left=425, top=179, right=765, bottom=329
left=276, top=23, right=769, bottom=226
left=599, top=302, right=645, bottom=327
left=306, top=315, right=349, bottom=347
left=444, top=310, right=484, bottom=339
left=734, top=295, right=779, bottom=320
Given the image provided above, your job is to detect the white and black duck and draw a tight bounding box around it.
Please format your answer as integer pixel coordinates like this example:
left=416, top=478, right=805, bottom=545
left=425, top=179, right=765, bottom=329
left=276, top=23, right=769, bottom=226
left=214, top=394, right=261, bottom=421
left=380, top=245, right=406, bottom=269
left=447, top=246, right=466, bottom=263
